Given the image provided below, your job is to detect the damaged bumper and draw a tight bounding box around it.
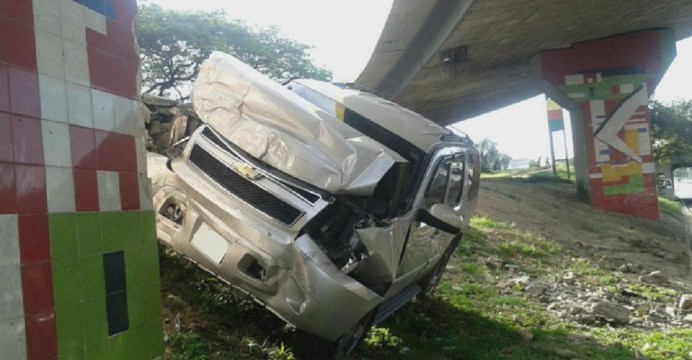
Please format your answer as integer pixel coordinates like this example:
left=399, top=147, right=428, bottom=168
left=148, top=126, right=382, bottom=340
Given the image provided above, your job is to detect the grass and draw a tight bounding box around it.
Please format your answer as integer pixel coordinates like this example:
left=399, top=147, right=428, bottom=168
left=659, top=196, right=683, bottom=219
left=161, top=212, right=692, bottom=360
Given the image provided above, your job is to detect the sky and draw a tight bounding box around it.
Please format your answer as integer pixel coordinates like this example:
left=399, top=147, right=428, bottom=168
left=145, top=0, right=691, bottom=160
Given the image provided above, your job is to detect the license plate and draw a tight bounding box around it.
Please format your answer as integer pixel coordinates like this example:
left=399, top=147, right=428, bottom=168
left=191, top=222, right=228, bottom=264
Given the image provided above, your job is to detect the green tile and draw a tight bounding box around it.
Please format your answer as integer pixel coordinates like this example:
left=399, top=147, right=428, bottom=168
left=52, top=258, right=82, bottom=306
left=79, top=255, right=105, bottom=300
left=58, top=349, right=85, bottom=360
left=82, top=297, right=108, bottom=345
left=145, top=283, right=163, bottom=322
left=121, top=211, right=142, bottom=250
left=49, top=213, right=78, bottom=259
left=76, top=213, right=102, bottom=256
left=141, top=211, right=157, bottom=248
left=125, top=249, right=147, bottom=289
left=56, top=302, right=84, bottom=355
left=85, top=340, right=108, bottom=360
left=127, top=287, right=147, bottom=328
left=108, top=332, right=134, bottom=360
left=128, top=326, right=152, bottom=360
left=144, top=318, right=165, bottom=358
left=143, top=247, right=161, bottom=285
left=101, top=212, right=127, bottom=253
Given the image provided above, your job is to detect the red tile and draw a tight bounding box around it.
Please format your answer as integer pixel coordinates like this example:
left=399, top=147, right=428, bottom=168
left=119, top=172, right=140, bottom=210
left=8, top=67, right=40, bottom=117
left=0, top=64, right=9, bottom=112
left=0, top=113, right=12, bottom=161
left=95, top=130, right=119, bottom=171
left=119, top=134, right=137, bottom=172
left=21, top=262, right=55, bottom=314
left=24, top=310, right=58, bottom=360
left=18, top=214, right=50, bottom=264
left=113, top=0, right=137, bottom=26
left=0, top=162, right=17, bottom=214
left=15, top=164, right=47, bottom=214
left=88, top=49, right=137, bottom=100
left=73, top=169, right=99, bottom=212
left=70, top=126, right=97, bottom=169
left=0, top=1, right=35, bottom=24
left=1, top=18, right=37, bottom=71
left=11, top=115, right=43, bottom=165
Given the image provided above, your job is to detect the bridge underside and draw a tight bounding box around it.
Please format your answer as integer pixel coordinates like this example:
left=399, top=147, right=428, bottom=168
left=358, top=0, right=692, bottom=126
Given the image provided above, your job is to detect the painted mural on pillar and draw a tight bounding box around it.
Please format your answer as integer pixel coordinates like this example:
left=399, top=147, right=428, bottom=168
left=541, top=30, right=676, bottom=220
left=0, top=0, right=163, bottom=359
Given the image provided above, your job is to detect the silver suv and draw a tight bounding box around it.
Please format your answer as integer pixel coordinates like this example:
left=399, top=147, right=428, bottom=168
left=148, top=52, right=480, bottom=356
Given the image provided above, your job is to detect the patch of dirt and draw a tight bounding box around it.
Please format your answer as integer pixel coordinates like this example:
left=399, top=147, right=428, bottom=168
left=476, top=178, right=691, bottom=284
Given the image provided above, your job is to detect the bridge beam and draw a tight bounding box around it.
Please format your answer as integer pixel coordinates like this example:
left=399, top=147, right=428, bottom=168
left=539, top=30, right=677, bottom=220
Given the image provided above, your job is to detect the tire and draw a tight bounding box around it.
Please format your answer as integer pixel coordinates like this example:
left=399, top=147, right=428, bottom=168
left=332, top=309, right=376, bottom=359
left=420, top=234, right=461, bottom=297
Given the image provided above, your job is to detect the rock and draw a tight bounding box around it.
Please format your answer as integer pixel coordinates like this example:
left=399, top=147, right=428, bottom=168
left=504, top=263, right=520, bottom=275
left=592, top=300, right=630, bottom=324
left=399, top=346, right=410, bottom=354
left=525, top=282, right=546, bottom=297
left=555, top=348, right=577, bottom=358
left=679, top=294, right=692, bottom=310
left=639, top=271, right=667, bottom=285
left=562, top=271, right=575, bottom=284
left=510, top=275, right=531, bottom=286
left=683, top=314, right=692, bottom=324
left=517, top=329, right=534, bottom=341
left=485, top=256, right=504, bottom=269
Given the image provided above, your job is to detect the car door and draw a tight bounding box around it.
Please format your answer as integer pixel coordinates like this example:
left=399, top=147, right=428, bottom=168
left=397, top=147, right=466, bottom=277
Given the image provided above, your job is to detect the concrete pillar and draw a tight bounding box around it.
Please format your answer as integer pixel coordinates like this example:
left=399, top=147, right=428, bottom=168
left=0, top=1, right=163, bottom=359
left=540, top=30, right=677, bottom=220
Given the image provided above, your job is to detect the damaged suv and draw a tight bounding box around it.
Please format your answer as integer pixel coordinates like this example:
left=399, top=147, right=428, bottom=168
left=148, top=52, right=480, bottom=356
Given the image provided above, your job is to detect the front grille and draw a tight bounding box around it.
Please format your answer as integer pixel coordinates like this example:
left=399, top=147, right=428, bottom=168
left=188, top=146, right=302, bottom=226
left=201, top=126, right=322, bottom=205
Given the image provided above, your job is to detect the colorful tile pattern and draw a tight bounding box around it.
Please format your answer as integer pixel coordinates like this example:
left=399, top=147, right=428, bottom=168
left=0, top=0, right=162, bottom=359
left=541, top=30, right=676, bottom=220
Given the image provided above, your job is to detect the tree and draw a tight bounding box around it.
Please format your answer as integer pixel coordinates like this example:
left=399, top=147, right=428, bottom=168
left=136, top=4, right=331, bottom=100
left=650, top=100, right=692, bottom=169
left=477, top=139, right=512, bottom=172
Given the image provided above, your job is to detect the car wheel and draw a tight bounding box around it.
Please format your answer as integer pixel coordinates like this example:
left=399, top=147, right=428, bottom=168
left=332, top=309, right=376, bottom=359
left=420, top=236, right=461, bottom=297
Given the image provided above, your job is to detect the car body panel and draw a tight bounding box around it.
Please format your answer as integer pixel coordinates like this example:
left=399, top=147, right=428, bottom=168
left=148, top=52, right=480, bottom=343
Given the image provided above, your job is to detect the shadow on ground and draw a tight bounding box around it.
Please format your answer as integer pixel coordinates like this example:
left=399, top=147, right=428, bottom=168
left=159, top=247, right=639, bottom=360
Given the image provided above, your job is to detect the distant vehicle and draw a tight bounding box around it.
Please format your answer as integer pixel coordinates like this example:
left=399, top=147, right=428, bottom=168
left=148, top=52, right=480, bottom=357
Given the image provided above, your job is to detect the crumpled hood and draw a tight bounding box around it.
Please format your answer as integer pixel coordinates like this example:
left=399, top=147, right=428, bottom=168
left=191, top=52, right=405, bottom=195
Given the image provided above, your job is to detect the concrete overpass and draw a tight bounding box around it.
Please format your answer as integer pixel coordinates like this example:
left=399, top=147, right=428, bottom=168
left=358, top=0, right=692, bottom=220
left=358, top=0, right=692, bottom=124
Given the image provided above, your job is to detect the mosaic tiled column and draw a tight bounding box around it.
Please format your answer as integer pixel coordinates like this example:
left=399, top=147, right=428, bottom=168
left=0, top=0, right=164, bottom=359
left=540, top=30, right=676, bottom=220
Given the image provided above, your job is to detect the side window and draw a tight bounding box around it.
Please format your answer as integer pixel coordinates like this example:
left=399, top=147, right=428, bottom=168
left=423, top=153, right=465, bottom=209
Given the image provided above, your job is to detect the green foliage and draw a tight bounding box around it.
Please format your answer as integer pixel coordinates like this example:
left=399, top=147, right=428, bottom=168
left=650, top=100, right=692, bottom=168
left=658, top=196, right=682, bottom=219
left=477, top=139, right=512, bottom=172
left=136, top=4, right=331, bottom=100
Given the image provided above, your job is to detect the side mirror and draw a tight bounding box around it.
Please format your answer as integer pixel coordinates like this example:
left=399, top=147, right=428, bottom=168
left=417, top=204, right=463, bottom=234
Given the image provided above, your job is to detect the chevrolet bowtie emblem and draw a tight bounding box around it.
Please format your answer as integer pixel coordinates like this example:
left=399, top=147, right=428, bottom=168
left=231, top=162, right=261, bottom=180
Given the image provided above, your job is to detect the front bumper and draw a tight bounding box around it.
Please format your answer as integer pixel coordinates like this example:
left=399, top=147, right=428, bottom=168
left=149, top=147, right=382, bottom=340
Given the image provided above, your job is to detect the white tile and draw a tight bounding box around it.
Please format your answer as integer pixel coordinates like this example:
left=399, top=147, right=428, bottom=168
left=135, top=135, right=147, bottom=175
left=35, top=30, right=65, bottom=79
left=83, top=6, right=107, bottom=35
left=0, top=316, right=27, bottom=360
left=66, top=83, right=93, bottom=128
left=139, top=174, right=154, bottom=211
left=60, top=0, right=87, bottom=45
left=42, top=121, right=72, bottom=168
left=32, top=0, right=62, bottom=35
left=92, top=89, right=115, bottom=132
left=0, top=265, right=24, bottom=321
left=0, top=215, right=19, bottom=267
left=97, top=170, right=121, bottom=212
left=46, top=166, right=76, bottom=213
left=114, top=96, right=139, bottom=136
left=39, top=74, right=69, bottom=123
left=63, top=40, right=90, bottom=87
